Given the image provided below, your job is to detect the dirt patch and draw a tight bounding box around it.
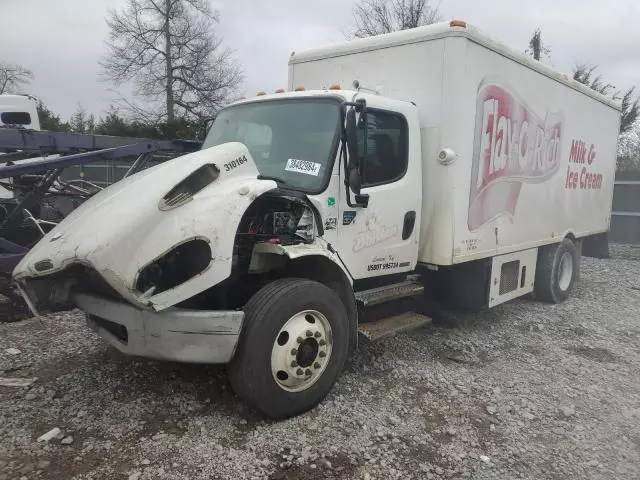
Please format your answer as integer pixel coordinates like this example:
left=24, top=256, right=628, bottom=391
left=570, top=346, right=618, bottom=363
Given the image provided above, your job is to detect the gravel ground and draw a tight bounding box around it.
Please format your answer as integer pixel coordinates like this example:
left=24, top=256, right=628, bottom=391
left=1, top=244, right=639, bottom=480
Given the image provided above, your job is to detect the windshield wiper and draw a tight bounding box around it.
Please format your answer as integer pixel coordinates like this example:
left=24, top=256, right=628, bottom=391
left=257, top=174, right=287, bottom=185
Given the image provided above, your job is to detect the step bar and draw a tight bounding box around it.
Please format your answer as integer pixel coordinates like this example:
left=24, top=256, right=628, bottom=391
left=358, top=312, right=432, bottom=341
left=355, top=280, right=424, bottom=307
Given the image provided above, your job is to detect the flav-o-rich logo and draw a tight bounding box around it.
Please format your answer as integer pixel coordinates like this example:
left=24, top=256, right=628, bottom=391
left=468, top=78, right=564, bottom=231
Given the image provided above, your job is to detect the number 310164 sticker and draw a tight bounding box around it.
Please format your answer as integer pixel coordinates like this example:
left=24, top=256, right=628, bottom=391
left=285, top=158, right=321, bottom=176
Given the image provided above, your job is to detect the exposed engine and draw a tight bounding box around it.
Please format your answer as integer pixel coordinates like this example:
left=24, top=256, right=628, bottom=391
left=233, top=194, right=315, bottom=272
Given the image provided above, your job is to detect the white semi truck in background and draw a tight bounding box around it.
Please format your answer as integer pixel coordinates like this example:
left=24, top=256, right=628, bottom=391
left=13, top=21, right=621, bottom=418
left=0, top=94, right=40, bottom=131
left=0, top=95, right=42, bottom=199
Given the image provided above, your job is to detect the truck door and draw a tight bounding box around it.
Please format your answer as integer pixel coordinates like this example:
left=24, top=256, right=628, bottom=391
left=336, top=106, right=421, bottom=279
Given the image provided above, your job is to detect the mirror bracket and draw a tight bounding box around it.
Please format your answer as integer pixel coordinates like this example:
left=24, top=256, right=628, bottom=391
left=355, top=194, right=369, bottom=208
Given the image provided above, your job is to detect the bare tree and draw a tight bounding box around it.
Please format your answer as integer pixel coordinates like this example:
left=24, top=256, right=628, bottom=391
left=100, top=0, right=243, bottom=122
left=525, top=28, right=551, bottom=61
left=573, top=64, right=638, bottom=134
left=0, top=62, right=34, bottom=94
left=350, top=0, right=441, bottom=38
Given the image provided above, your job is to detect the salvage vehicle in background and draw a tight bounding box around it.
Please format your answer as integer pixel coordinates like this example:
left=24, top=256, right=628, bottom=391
left=12, top=21, right=620, bottom=418
left=0, top=94, right=199, bottom=320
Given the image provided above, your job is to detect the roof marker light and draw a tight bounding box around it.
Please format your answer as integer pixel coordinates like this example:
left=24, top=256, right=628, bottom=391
left=275, top=88, right=285, bottom=93
left=329, top=84, right=341, bottom=90
left=294, top=86, right=305, bottom=91
left=450, top=20, right=467, bottom=28
left=256, top=91, right=267, bottom=96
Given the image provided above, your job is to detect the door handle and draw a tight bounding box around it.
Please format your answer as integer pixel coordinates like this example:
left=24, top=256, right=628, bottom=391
left=402, top=211, right=416, bottom=240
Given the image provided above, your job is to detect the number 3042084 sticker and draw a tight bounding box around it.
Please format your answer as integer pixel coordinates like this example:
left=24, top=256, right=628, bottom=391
left=285, top=158, right=321, bottom=176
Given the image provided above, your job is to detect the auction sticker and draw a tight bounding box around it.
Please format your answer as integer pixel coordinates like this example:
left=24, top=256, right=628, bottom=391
left=285, top=158, right=321, bottom=176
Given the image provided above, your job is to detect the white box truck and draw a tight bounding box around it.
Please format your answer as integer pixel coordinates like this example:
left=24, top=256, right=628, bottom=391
left=12, top=21, right=621, bottom=418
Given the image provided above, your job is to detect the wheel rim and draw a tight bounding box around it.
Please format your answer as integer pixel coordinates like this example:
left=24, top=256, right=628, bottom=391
left=270, top=310, right=333, bottom=393
left=558, top=252, right=573, bottom=291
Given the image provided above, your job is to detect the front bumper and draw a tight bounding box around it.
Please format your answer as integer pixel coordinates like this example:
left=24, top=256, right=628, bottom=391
left=74, top=293, right=244, bottom=364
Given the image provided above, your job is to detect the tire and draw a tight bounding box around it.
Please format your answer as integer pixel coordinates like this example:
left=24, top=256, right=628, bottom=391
left=534, top=238, right=579, bottom=303
left=228, top=278, right=350, bottom=419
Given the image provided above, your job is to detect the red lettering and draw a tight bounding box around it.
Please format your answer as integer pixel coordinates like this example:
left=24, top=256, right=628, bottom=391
left=588, top=145, right=596, bottom=165
left=569, top=139, right=593, bottom=164
left=569, top=138, right=600, bottom=166
left=566, top=165, right=603, bottom=190
left=569, top=140, right=579, bottom=162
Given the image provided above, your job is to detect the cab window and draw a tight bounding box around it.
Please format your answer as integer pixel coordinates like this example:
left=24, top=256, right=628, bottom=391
left=358, top=110, right=408, bottom=186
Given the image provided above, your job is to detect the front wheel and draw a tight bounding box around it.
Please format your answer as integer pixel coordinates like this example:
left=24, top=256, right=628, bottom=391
left=228, top=278, right=349, bottom=419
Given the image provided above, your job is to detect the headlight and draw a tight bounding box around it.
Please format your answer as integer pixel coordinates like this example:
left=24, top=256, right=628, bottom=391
left=158, top=164, right=220, bottom=211
left=135, top=239, right=211, bottom=296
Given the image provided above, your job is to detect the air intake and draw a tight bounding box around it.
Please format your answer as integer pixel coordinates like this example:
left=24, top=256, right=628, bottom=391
left=159, top=164, right=220, bottom=211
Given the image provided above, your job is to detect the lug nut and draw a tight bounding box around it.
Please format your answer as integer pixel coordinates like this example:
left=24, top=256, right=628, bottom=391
left=314, top=362, right=321, bottom=369
left=306, top=330, right=313, bottom=337
left=297, top=337, right=303, bottom=344
left=319, top=351, right=327, bottom=358
left=296, top=368, right=304, bottom=375
left=305, top=369, right=312, bottom=376
left=291, top=360, right=298, bottom=367
left=319, top=339, right=327, bottom=346
left=291, top=348, right=298, bottom=355
left=314, top=331, right=321, bottom=338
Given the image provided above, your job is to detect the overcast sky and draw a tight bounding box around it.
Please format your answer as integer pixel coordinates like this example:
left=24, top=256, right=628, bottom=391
left=1, top=0, right=638, bottom=119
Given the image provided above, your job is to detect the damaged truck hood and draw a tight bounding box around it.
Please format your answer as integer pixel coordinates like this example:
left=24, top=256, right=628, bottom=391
left=13, top=142, right=277, bottom=311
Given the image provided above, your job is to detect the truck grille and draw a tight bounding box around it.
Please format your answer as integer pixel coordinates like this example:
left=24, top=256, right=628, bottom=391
left=22, top=264, right=125, bottom=313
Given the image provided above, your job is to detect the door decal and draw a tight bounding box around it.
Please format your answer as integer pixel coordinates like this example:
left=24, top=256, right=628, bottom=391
left=342, top=210, right=357, bottom=225
left=353, top=215, right=398, bottom=252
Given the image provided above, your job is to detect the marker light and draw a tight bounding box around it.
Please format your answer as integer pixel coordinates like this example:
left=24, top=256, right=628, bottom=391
left=450, top=20, right=467, bottom=28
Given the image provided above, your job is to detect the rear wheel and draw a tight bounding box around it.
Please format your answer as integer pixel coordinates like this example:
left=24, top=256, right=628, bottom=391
left=534, top=238, right=579, bottom=303
left=228, top=278, right=349, bottom=419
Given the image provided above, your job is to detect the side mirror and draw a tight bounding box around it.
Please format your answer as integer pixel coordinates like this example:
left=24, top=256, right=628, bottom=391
left=345, top=108, right=358, bottom=170
left=343, top=104, right=369, bottom=208
left=348, top=167, right=361, bottom=195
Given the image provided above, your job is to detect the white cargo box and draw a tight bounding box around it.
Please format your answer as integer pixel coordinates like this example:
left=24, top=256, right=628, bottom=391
left=289, top=22, right=621, bottom=266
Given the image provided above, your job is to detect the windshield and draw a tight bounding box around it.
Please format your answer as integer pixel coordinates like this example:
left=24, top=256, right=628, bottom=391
left=202, top=98, right=342, bottom=192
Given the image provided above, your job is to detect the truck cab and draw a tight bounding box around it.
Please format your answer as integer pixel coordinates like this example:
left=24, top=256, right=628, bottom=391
left=208, top=89, right=423, bottom=281
left=0, top=94, right=41, bottom=200
left=0, top=94, right=40, bottom=131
